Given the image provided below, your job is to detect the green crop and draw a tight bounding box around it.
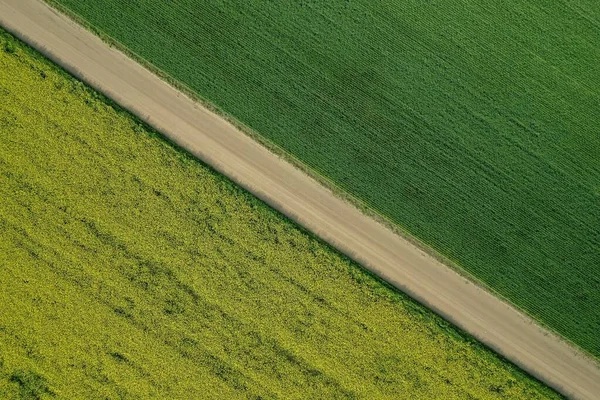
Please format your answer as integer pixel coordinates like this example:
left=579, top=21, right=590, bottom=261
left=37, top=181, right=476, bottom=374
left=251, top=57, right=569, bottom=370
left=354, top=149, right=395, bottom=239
left=46, top=0, right=600, bottom=357
left=0, top=31, right=561, bottom=399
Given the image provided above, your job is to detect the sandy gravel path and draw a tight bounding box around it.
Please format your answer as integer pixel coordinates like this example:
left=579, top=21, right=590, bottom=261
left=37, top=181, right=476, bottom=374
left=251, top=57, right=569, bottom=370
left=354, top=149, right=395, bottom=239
left=1, top=0, right=599, bottom=398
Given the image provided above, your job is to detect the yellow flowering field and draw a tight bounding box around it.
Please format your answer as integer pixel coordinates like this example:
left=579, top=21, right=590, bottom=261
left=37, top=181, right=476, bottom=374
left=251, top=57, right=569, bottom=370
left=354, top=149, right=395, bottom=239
left=0, top=30, right=561, bottom=399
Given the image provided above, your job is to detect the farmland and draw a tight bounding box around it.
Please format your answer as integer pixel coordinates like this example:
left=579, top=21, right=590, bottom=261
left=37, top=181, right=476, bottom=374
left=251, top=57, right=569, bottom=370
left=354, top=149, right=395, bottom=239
left=0, top=31, right=563, bottom=399
left=46, top=0, right=600, bottom=357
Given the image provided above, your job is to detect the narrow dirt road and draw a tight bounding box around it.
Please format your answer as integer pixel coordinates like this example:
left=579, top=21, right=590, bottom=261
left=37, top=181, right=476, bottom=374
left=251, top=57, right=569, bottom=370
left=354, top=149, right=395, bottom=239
left=1, top=0, right=598, bottom=398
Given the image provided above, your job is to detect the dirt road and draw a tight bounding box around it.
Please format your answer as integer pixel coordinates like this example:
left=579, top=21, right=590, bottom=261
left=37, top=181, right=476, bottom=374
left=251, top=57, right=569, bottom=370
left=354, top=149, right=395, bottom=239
left=1, top=0, right=598, bottom=398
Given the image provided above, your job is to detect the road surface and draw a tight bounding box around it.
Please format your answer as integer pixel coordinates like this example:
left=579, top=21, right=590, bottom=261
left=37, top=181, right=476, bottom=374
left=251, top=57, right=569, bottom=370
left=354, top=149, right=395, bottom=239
left=1, top=0, right=598, bottom=398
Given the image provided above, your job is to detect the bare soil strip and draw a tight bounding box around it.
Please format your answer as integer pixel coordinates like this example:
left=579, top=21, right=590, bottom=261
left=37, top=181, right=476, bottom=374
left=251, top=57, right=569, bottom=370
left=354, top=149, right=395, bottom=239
left=0, top=0, right=598, bottom=398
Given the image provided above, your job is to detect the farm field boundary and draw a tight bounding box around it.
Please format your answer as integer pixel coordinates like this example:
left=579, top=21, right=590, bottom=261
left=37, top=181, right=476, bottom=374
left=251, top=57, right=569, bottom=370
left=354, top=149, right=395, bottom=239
left=0, top=0, right=598, bottom=398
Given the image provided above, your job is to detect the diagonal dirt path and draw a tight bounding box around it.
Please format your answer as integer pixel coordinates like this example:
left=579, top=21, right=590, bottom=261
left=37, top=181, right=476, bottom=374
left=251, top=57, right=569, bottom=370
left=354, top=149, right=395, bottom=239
left=0, top=0, right=598, bottom=398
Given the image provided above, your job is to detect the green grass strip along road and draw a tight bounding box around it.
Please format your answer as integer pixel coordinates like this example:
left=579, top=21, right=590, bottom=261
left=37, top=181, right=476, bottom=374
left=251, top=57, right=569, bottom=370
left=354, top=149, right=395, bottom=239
left=46, top=0, right=600, bottom=357
left=0, top=31, right=562, bottom=399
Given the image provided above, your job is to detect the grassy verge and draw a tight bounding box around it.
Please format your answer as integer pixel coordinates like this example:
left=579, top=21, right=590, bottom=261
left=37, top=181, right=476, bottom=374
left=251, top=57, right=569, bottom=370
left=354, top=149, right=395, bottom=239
left=0, top=30, right=561, bottom=399
left=44, top=0, right=600, bottom=357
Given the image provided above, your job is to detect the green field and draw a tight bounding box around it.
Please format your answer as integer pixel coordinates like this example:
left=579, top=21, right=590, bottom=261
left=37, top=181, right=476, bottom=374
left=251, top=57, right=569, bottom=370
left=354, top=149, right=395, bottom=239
left=47, top=0, right=600, bottom=357
left=0, top=31, right=562, bottom=399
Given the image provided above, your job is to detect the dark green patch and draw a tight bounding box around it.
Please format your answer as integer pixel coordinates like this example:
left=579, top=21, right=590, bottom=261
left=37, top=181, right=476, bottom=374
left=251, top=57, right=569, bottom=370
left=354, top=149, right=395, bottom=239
left=9, top=370, right=54, bottom=399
